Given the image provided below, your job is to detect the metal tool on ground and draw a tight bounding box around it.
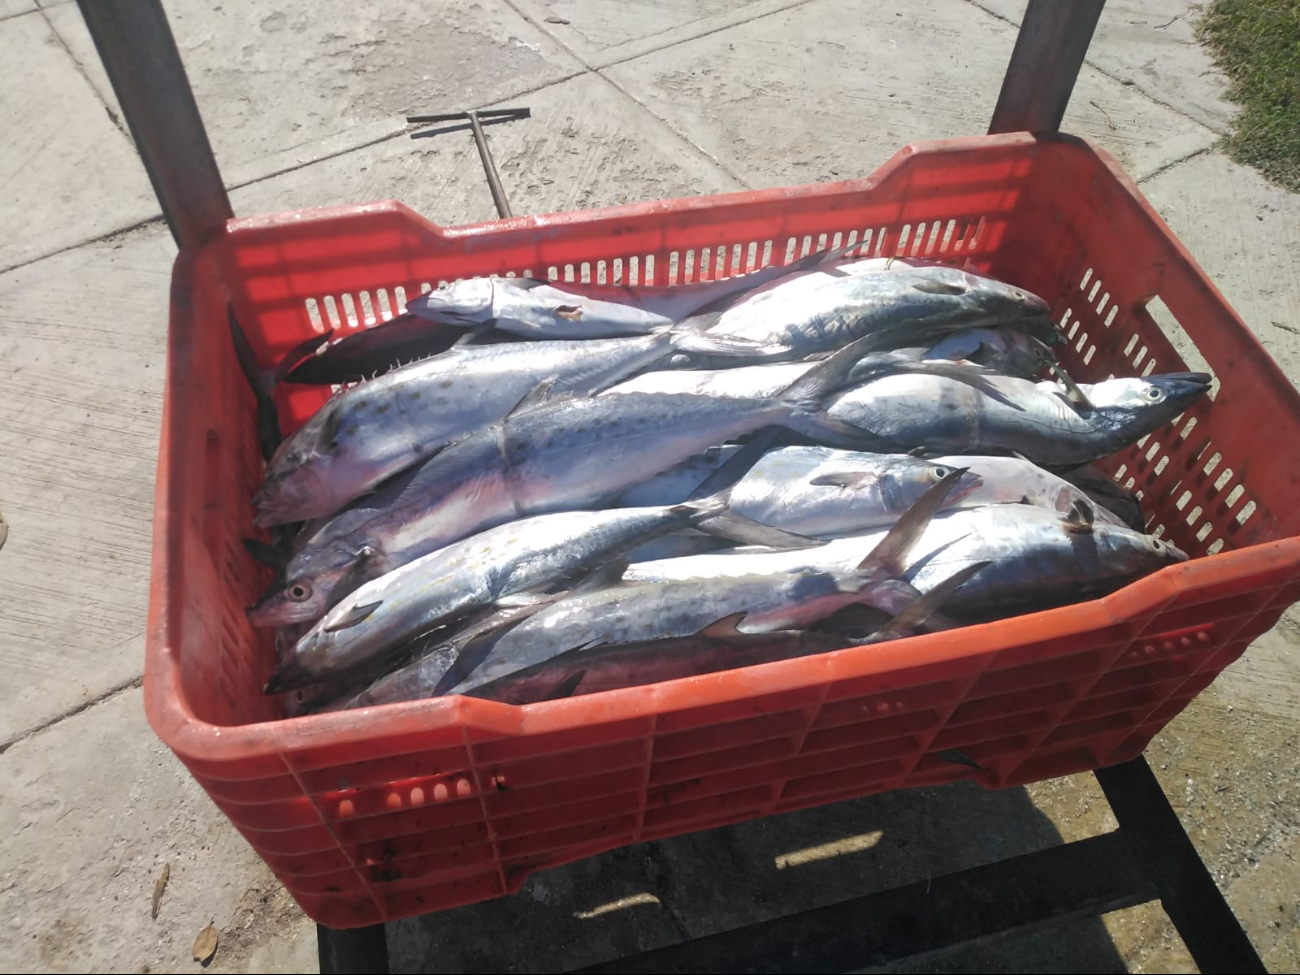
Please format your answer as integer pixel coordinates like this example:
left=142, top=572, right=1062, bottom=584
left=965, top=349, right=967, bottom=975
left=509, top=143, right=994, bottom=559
left=407, top=107, right=531, bottom=218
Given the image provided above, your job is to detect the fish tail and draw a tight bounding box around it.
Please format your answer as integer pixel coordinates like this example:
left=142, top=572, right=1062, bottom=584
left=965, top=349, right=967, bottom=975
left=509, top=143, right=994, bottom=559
left=687, top=505, right=816, bottom=549
left=229, top=305, right=332, bottom=461
left=780, top=411, right=906, bottom=452
left=667, top=317, right=784, bottom=358
left=773, top=335, right=913, bottom=450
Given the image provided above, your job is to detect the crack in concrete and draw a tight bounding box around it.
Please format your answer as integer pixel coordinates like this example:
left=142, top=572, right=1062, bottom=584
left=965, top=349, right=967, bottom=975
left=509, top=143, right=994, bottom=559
left=1137, top=143, right=1218, bottom=184
left=591, top=0, right=821, bottom=71
left=498, top=0, right=783, bottom=189
left=0, top=213, right=167, bottom=277
left=962, top=0, right=1226, bottom=138
left=0, top=673, right=144, bottom=756
left=38, top=2, right=133, bottom=143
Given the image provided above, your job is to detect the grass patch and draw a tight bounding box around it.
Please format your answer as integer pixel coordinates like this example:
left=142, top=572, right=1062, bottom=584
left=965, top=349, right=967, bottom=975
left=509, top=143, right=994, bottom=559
left=1197, top=0, right=1300, bottom=192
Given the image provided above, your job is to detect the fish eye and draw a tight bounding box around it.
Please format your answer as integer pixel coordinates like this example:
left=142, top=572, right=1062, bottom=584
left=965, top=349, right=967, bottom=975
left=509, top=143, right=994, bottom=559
left=287, top=582, right=312, bottom=602
left=931, top=466, right=949, bottom=479
left=1146, top=387, right=1164, bottom=401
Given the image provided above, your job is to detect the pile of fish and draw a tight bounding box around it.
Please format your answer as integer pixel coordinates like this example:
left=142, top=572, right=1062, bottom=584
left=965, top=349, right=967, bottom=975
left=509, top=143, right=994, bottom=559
left=231, top=246, right=1209, bottom=715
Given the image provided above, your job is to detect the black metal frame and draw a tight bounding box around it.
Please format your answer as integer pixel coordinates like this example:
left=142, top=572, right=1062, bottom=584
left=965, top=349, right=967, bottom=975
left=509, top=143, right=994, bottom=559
left=75, top=1, right=1267, bottom=972
left=317, top=757, right=1266, bottom=975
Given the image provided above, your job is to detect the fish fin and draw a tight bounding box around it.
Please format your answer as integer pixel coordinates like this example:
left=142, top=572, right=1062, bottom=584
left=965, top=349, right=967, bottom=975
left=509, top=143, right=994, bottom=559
left=325, top=546, right=382, bottom=610
left=494, top=589, right=559, bottom=609
left=809, top=471, right=871, bottom=490
left=698, top=612, right=748, bottom=638
left=505, top=376, right=570, bottom=418
left=543, top=671, right=587, bottom=701
left=578, top=332, right=681, bottom=395
left=935, top=748, right=985, bottom=771
left=910, top=278, right=967, bottom=296
left=1064, top=499, right=1096, bottom=535
left=228, top=305, right=284, bottom=462
left=685, top=426, right=789, bottom=501
left=272, top=328, right=337, bottom=386
left=847, top=349, right=1000, bottom=388
left=323, top=601, right=382, bottom=633
left=678, top=241, right=869, bottom=318
left=431, top=600, right=555, bottom=694
left=855, top=467, right=971, bottom=575
left=779, top=335, right=879, bottom=406
left=453, top=323, right=498, bottom=347
left=864, top=562, right=988, bottom=643
left=568, top=558, right=631, bottom=595
left=693, top=510, right=818, bottom=549
left=1051, top=362, right=1096, bottom=412
left=243, top=537, right=289, bottom=571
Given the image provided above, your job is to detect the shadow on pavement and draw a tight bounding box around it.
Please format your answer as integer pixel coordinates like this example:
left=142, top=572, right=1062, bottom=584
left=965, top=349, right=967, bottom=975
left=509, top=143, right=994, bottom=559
left=387, top=779, right=1129, bottom=973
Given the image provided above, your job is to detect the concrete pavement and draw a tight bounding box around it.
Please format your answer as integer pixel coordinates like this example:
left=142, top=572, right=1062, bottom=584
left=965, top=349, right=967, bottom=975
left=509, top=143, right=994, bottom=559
left=1, top=0, right=1296, bottom=971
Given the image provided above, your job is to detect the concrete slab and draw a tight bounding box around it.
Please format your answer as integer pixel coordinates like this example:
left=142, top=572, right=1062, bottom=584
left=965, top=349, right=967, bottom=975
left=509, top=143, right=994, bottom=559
left=604, top=0, right=1216, bottom=188
left=0, top=1, right=36, bottom=21
left=508, top=0, right=808, bottom=66
left=44, top=0, right=585, bottom=190
left=0, top=12, right=156, bottom=270
left=0, top=227, right=174, bottom=749
left=972, top=0, right=1237, bottom=133
left=231, top=71, right=743, bottom=224
left=1140, top=150, right=1300, bottom=387
left=0, top=687, right=318, bottom=973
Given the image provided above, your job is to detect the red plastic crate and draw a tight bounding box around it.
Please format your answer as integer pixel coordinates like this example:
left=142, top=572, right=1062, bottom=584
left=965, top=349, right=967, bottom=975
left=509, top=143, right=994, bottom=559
left=145, top=133, right=1300, bottom=927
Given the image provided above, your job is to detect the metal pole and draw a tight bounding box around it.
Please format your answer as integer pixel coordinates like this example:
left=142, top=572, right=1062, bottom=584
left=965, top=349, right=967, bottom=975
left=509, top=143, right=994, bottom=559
left=989, top=0, right=1107, bottom=134
left=76, top=0, right=233, bottom=248
left=1095, top=758, right=1267, bottom=974
left=467, top=110, right=513, bottom=219
left=317, top=924, right=390, bottom=975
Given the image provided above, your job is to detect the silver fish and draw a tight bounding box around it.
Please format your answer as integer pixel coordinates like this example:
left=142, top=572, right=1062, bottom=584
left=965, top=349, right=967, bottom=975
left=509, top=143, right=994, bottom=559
left=248, top=342, right=882, bottom=628
left=253, top=325, right=767, bottom=526
left=625, top=501, right=1187, bottom=620
left=404, top=245, right=863, bottom=341
left=828, top=372, right=1213, bottom=467
left=695, top=262, right=1054, bottom=360
left=620, top=447, right=1122, bottom=531
left=442, top=468, right=971, bottom=695
left=265, top=493, right=806, bottom=692
left=464, top=563, right=984, bottom=706
left=721, top=449, right=985, bottom=536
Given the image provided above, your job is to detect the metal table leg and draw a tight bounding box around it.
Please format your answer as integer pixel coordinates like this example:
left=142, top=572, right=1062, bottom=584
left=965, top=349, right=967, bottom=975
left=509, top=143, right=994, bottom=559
left=318, top=923, right=390, bottom=975
left=1095, top=758, right=1267, bottom=974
